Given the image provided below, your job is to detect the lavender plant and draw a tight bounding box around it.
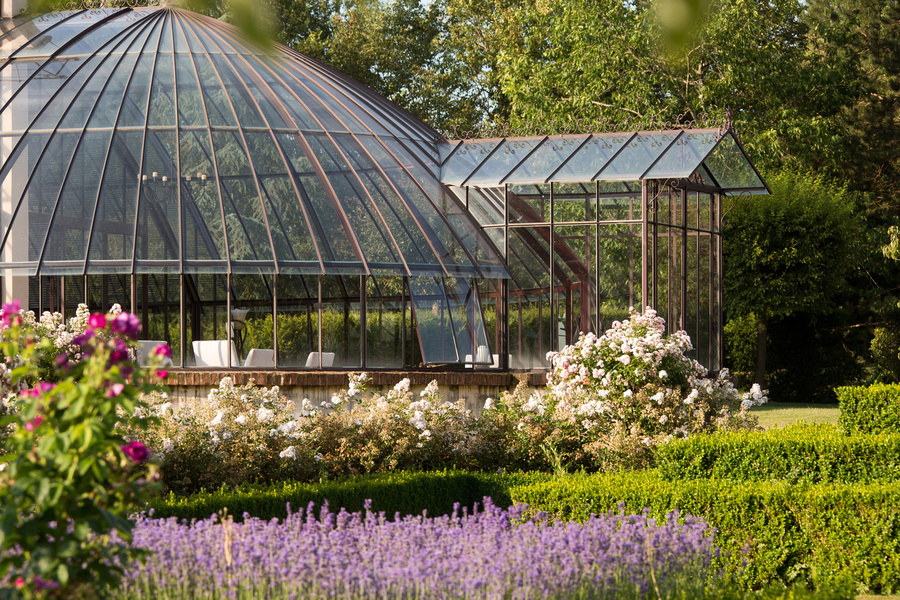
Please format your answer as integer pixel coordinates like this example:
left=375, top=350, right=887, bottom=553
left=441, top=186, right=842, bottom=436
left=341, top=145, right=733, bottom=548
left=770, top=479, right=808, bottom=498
left=118, top=500, right=718, bottom=600
left=0, top=301, right=164, bottom=598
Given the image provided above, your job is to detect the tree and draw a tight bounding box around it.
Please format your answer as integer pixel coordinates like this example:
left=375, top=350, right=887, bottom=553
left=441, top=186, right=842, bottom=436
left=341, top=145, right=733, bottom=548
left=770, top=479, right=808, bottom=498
left=723, top=170, right=862, bottom=385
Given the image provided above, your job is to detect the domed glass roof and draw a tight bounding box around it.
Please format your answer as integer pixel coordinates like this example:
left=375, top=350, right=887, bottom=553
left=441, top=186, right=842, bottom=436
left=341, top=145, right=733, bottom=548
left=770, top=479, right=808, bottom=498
left=0, top=6, right=506, bottom=279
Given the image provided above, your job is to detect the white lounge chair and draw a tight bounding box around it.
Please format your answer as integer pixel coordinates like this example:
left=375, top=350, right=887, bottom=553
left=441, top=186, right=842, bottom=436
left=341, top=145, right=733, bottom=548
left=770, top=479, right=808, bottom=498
left=192, top=340, right=240, bottom=368
left=244, top=348, right=275, bottom=368
left=305, top=352, right=335, bottom=368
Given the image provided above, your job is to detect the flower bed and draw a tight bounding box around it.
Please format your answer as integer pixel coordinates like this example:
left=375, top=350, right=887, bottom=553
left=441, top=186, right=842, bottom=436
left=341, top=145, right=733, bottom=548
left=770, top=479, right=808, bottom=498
left=120, top=500, right=716, bottom=600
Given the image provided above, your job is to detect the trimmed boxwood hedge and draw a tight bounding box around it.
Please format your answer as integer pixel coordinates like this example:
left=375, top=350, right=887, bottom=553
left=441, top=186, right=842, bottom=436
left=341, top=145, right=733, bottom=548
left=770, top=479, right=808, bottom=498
left=146, top=470, right=550, bottom=522
left=656, top=424, right=900, bottom=483
left=836, top=383, right=900, bottom=434
left=509, top=471, right=900, bottom=593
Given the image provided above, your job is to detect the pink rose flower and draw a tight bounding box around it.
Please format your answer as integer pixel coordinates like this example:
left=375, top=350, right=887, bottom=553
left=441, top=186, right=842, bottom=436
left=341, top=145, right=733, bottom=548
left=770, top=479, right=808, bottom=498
left=120, top=440, right=151, bottom=463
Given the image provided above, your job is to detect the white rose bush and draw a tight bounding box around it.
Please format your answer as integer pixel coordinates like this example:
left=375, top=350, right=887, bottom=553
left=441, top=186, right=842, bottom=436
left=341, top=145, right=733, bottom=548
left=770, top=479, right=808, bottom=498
left=543, top=307, right=767, bottom=469
left=133, top=307, right=767, bottom=492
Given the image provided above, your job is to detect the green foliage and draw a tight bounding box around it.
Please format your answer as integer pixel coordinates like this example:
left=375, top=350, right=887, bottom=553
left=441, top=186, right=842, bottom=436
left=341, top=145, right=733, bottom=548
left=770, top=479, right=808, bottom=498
left=656, top=423, right=900, bottom=483
left=836, top=383, right=900, bottom=434
left=724, top=313, right=757, bottom=386
left=0, top=309, right=162, bottom=597
left=510, top=471, right=900, bottom=592
left=870, top=324, right=900, bottom=382
left=147, top=470, right=549, bottom=522
left=724, top=171, right=861, bottom=321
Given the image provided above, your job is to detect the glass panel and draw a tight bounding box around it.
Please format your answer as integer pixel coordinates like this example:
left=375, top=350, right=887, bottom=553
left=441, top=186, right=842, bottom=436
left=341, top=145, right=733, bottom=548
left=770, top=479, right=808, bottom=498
left=43, top=129, right=113, bottom=267
left=554, top=225, right=596, bottom=347
left=243, top=131, right=320, bottom=268
left=184, top=273, right=234, bottom=367
left=5, top=57, right=86, bottom=133
left=67, top=50, right=139, bottom=130
left=119, top=45, right=159, bottom=128
left=553, top=182, right=594, bottom=223
left=597, top=224, right=640, bottom=330
left=704, top=132, right=767, bottom=192
left=441, top=140, right=501, bottom=187
left=86, top=273, right=130, bottom=314
left=210, top=129, right=273, bottom=262
left=644, top=130, right=719, bottom=179
left=508, top=183, right=549, bottom=224
left=598, top=132, right=678, bottom=180
left=445, top=276, right=491, bottom=364
left=504, top=135, right=587, bottom=184
left=180, top=129, right=226, bottom=266
left=2, top=133, right=50, bottom=266
left=477, top=278, right=502, bottom=368
left=232, top=273, right=274, bottom=364
left=86, top=129, right=142, bottom=266
left=31, top=53, right=108, bottom=132
left=365, top=276, right=405, bottom=368
left=60, top=10, right=141, bottom=57
left=320, top=274, right=362, bottom=367
left=465, top=138, right=543, bottom=187
left=13, top=11, right=115, bottom=59
left=64, top=274, right=83, bottom=320
left=275, top=274, right=318, bottom=368
left=17, top=131, right=80, bottom=263
left=225, top=54, right=288, bottom=130
left=549, top=133, right=631, bottom=182
left=467, top=187, right=504, bottom=227
left=0, top=13, right=54, bottom=58
left=408, top=276, right=458, bottom=364
left=136, top=273, right=181, bottom=366
left=146, top=48, right=175, bottom=127
left=174, top=51, right=205, bottom=127
left=209, top=53, right=264, bottom=128
left=599, top=192, right=641, bottom=222
left=256, top=58, right=323, bottom=131
left=192, top=53, right=237, bottom=127
left=134, top=128, right=179, bottom=266
left=507, top=227, right=552, bottom=368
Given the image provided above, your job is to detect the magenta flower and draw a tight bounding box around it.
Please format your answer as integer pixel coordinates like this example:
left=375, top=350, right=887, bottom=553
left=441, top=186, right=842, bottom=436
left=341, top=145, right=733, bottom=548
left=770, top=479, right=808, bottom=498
left=88, top=313, right=107, bottom=330
left=56, top=354, right=70, bottom=369
left=107, top=383, right=125, bottom=398
left=156, top=369, right=168, bottom=379
left=121, top=440, right=151, bottom=463
left=111, top=312, right=141, bottom=340
left=154, top=343, right=173, bottom=359
left=24, top=415, right=43, bottom=431
left=1, top=299, right=21, bottom=327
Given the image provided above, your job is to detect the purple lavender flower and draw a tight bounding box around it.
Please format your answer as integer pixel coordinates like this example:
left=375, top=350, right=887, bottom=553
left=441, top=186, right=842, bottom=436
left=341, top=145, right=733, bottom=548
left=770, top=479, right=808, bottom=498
left=119, top=501, right=717, bottom=599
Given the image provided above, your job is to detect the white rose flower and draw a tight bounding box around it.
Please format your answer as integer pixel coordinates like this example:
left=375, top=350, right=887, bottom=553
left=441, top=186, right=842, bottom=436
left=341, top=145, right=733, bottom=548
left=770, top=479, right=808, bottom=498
left=279, top=446, right=297, bottom=459
left=235, top=414, right=248, bottom=425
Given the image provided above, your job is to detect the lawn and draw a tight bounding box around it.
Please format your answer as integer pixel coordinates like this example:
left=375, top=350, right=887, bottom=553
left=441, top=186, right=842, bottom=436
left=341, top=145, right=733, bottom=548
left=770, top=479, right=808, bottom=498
left=752, top=402, right=840, bottom=429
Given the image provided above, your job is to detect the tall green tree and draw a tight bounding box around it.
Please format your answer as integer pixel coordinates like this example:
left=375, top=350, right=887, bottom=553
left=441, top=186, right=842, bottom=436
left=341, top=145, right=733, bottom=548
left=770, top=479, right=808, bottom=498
left=723, top=170, right=862, bottom=385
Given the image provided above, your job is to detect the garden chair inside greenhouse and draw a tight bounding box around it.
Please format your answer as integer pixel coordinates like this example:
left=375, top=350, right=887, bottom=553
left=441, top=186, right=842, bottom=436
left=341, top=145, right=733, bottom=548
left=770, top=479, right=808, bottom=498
left=244, top=349, right=275, bottom=368
left=305, top=352, right=335, bottom=368
left=192, top=340, right=241, bottom=368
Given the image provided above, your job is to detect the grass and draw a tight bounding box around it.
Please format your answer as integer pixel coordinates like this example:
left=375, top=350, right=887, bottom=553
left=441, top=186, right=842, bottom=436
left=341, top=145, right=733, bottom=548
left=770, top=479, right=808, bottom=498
left=751, top=402, right=840, bottom=430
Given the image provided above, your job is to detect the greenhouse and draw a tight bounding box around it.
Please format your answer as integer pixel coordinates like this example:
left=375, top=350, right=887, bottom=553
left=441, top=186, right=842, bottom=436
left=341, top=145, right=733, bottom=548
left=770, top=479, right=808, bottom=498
left=0, top=6, right=768, bottom=371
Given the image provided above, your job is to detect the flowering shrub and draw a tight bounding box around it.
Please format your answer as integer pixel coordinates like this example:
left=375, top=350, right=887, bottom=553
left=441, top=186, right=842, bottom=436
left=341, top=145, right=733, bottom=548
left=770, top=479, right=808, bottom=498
left=118, top=500, right=718, bottom=600
left=0, top=300, right=164, bottom=597
left=542, top=307, right=767, bottom=469
left=133, top=378, right=318, bottom=496
left=138, top=374, right=491, bottom=493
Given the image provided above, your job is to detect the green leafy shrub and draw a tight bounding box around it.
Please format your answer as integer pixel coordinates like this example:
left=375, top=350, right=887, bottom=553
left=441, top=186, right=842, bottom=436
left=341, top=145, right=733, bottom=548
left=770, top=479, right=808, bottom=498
left=0, top=301, right=163, bottom=597
left=836, top=383, right=900, bottom=434
left=870, top=324, right=900, bottom=383
left=510, top=471, right=900, bottom=593
left=656, top=423, right=900, bottom=483
left=147, top=470, right=550, bottom=522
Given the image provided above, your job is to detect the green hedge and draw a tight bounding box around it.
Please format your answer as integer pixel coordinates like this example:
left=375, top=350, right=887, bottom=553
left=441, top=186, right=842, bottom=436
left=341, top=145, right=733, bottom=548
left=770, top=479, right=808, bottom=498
left=509, top=471, right=900, bottom=592
left=656, top=424, right=900, bottom=483
left=147, top=470, right=550, bottom=522
left=836, top=383, right=900, bottom=434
